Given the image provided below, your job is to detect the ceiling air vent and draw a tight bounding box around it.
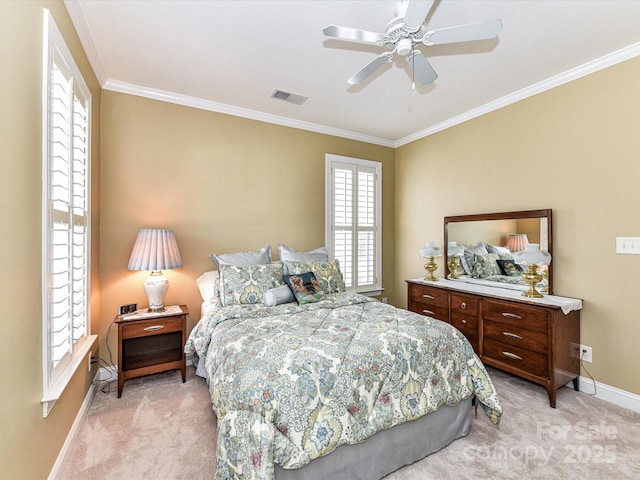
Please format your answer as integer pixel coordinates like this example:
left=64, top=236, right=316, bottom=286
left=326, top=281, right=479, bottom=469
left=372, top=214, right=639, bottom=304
left=271, top=89, right=308, bottom=105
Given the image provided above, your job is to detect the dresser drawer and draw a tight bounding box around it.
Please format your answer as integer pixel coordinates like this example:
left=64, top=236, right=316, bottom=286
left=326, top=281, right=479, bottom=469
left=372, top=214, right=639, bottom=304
left=483, top=319, right=548, bottom=355
left=409, top=284, right=449, bottom=308
left=451, top=293, right=479, bottom=315
left=482, top=299, right=548, bottom=333
left=483, top=338, right=548, bottom=378
left=121, top=317, right=183, bottom=339
left=410, top=303, right=449, bottom=322
left=451, top=312, right=478, bottom=350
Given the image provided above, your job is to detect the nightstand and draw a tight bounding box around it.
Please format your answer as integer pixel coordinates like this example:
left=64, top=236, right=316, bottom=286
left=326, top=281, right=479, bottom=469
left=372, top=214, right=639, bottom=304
left=115, top=305, right=188, bottom=398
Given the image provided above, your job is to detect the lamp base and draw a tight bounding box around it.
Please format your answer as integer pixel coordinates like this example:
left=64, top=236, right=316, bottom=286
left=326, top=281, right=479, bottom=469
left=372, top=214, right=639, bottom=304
left=447, top=256, right=461, bottom=280
left=522, top=264, right=543, bottom=298
left=144, top=271, right=169, bottom=311
left=423, top=257, right=438, bottom=282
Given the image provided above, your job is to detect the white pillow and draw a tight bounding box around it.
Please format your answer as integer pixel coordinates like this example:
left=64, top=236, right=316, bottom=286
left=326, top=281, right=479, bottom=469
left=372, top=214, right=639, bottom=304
left=196, top=270, right=219, bottom=303
left=278, top=243, right=329, bottom=263
left=209, top=245, right=272, bottom=268
left=262, top=284, right=296, bottom=307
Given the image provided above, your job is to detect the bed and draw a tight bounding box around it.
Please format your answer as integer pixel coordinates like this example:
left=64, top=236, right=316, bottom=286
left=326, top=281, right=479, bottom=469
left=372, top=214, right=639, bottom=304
left=186, top=245, right=502, bottom=480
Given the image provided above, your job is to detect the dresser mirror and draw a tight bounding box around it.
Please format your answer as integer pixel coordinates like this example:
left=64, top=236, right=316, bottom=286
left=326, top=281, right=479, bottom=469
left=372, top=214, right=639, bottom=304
left=444, top=209, right=553, bottom=294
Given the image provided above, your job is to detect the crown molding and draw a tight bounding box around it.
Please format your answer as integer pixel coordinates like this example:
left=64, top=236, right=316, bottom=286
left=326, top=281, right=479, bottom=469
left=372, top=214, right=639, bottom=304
left=103, top=80, right=395, bottom=148
left=394, top=42, right=640, bottom=147
left=64, top=0, right=107, bottom=85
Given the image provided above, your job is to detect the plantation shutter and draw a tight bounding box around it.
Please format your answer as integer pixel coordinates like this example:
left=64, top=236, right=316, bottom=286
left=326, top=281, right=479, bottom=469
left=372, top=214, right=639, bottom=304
left=43, top=11, right=91, bottom=393
left=331, top=161, right=379, bottom=292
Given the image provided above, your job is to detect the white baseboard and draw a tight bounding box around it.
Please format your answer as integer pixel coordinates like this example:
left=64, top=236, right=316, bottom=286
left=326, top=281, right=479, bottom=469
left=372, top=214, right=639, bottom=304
left=579, top=375, right=640, bottom=413
left=48, top=372, right=98, bottom=480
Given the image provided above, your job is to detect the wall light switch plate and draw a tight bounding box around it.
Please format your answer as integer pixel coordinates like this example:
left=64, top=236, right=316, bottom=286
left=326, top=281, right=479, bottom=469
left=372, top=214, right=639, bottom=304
left=616, top=237, right=640, bottom=254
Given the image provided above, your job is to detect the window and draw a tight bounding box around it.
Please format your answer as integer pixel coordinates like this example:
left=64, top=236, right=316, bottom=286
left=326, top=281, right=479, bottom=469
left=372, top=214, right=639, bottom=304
left=325, top=154, right=382, bottom=294
left=41, top=10, right=95, bottom=417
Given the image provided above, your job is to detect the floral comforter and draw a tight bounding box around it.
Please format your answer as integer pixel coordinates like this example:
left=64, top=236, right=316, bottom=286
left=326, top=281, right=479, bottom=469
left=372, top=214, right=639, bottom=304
left=185, top=293, right=502, bottom=480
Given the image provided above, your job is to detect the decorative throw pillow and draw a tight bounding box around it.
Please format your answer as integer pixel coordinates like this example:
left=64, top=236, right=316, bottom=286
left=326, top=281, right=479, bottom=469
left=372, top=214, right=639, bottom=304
left=471, top=253, right=502, bottom=278
left=496, top=259, right=523, bottom=277
left=278, top=244, right=329, bottom=263
left=209, top=245, right=272, bottom=269
left=262, top=284, right=296, bottom=307
left=284, top=259, right=346, bottom=294
left=283, top=272, right=325, bottom=305
left=461, top=243, right=489, bottom=276
left=218, top=263, right=284, bottom=306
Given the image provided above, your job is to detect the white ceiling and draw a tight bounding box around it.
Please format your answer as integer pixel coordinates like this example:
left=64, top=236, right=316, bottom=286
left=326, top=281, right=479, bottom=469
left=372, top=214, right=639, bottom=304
left=65, top=0, right=640, bottom=147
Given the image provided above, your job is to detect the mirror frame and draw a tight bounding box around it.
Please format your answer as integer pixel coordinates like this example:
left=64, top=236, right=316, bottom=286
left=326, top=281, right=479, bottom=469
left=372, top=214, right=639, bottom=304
left=444, top=209, right=553, bottom=295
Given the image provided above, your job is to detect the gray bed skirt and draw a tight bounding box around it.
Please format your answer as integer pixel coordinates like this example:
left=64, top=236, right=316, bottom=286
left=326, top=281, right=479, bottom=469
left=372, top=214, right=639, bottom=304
left=275, top=396, right=473, bottom=480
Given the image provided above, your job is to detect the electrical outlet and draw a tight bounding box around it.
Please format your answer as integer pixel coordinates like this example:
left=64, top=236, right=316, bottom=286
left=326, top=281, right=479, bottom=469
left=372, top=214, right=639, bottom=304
left=580, top=344, right=592, bottom=363
left=382, top=297, right=388, bottom=304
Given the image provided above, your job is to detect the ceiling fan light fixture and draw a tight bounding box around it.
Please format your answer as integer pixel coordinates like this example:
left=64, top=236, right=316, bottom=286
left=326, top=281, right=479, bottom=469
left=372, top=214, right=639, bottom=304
left=396, top=38, right=413, bottom=56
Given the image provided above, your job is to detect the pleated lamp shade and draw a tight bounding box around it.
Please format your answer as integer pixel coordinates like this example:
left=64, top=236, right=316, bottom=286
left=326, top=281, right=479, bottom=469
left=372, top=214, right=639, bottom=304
left=127, top=229, right=182, bottom=312
left=127, top=229, right=182, bottom=271
left=506, top=233, right=529, bottom=253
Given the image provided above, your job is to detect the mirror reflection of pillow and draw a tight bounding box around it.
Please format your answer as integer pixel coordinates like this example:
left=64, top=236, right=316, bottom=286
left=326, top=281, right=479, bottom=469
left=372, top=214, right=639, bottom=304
left=496, top=259, right=523, bottom=277
left=462, top=243, right=489, bottom=276
left=471, top=253, right=501, bottom=278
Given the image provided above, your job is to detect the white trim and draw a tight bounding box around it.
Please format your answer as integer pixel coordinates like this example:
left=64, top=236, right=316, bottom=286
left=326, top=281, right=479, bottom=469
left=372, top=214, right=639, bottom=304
left=63, top=0, right=107, bottom=85
left=103, top=79, right=395, bottom=148
left=395, top=42, right=640, bottom=147
left=578, top=375, right=640, bottom=414
left=47, top=371, right=98, bottom=480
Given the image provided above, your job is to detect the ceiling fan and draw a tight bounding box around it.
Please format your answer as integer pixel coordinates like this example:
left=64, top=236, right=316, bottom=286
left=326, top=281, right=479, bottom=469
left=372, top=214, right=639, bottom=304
left=323, top=0, right=503, bottom=87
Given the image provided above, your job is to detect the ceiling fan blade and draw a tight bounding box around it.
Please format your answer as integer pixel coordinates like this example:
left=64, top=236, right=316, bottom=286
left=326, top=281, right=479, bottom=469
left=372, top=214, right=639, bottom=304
left=403, top=0, right=436, bottom=29
left=348, top=53, right=393, bottom=85
left=408, top=51, right=438, bottom=85
left=425, top=19, right=503, bottom=45
left=323, top=24, right=384, bottom=46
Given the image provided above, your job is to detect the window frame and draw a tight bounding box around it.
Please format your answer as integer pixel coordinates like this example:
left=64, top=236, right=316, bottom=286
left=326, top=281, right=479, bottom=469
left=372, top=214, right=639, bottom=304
left=325, top=153, right=382, bottom=295
left=41, top=9, right=96, bottom=417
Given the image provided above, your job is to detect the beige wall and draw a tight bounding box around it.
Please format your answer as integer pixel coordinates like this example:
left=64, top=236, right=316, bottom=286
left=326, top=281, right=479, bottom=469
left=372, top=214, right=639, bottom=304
left=395, top=57, right=640, bottom=395
left=98, top=91, right=395, bottom=358
left=0, top=1, right=101, bottom=478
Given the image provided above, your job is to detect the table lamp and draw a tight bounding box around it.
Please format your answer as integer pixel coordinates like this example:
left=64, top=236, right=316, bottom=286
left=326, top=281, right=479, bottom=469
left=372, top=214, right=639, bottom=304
left=127, top=229, right=182, bottom=311
left=447, top=241, right=464, bottom=279
left=419, top=241, right=442, bottom=282
left=513, top=243, right=551, bottom=298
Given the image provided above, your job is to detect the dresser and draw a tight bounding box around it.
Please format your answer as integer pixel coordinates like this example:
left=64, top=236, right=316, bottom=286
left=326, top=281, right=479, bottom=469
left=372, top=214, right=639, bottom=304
left=407, top=279, right=582, bottom=407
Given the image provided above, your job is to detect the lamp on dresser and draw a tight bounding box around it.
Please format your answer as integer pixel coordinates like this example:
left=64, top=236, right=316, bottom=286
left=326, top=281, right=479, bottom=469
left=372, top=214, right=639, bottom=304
left=513, top=243, right=551, bottom=298
left=419, top=241, right=442, bottom=282
left=446, top=241, right=464, bottom=279
left=127, top=228, right=183, bottom=312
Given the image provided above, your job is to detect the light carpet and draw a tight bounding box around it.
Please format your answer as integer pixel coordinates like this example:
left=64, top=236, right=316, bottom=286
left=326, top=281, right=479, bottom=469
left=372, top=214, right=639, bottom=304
left=59, top=367, right=640, bottom=479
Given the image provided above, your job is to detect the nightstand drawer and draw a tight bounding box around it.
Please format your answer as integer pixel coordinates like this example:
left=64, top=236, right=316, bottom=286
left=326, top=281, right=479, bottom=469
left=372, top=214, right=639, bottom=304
left=483, top=338, right=548, bottom=378
left=121, top=317, right=183, bottom=339
left=483, top=319, right=548, bottom=355
left=482, top=299, right=548, bottom=333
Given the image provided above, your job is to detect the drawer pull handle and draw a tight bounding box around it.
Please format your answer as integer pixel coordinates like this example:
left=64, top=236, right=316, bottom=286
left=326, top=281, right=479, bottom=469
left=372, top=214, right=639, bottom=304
left=460, top=302, right=467, bottom=310
left=422, top=294, right=434, bottom=300
left=422, top=309, right=434, bottom=316
left=502, top=312, right=522, bottom=319
left=503, top=332, right=523, bottom=340
left=143, top=325, right=165, bottom=331
left=461, top=319, right=467, bottom=325
left=502, top=351, right=523, bottom=361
